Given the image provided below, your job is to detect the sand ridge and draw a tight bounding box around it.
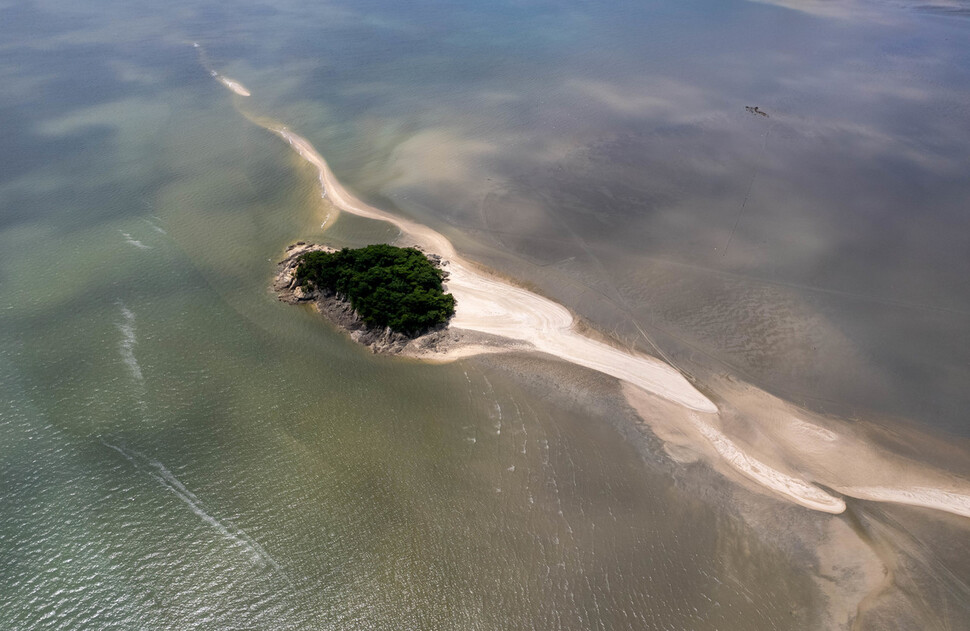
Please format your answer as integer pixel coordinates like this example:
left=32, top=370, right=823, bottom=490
left=273, top=124, right=717, bottom=413
left=193, top=42, right=251, bottom=97
left=217, top=75, right=251, bottom=97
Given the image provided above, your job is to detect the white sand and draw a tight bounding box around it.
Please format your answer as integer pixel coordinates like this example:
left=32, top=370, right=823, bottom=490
left=700, top=380, right=970, bottom=520
left=687, top=412, right=847, bottom=513
left=218, top=76, right=251, bottom=97
left=623, top=385, right=848, bottom=513
left=837, top=486, right=970, bottom=519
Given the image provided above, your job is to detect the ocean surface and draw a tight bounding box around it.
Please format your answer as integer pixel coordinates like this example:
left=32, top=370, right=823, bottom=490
left=2, top=0, right=969, bottom=629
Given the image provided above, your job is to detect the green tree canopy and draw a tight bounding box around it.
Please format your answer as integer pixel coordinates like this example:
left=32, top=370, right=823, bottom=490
left=294, top=244, right=456, bottom=335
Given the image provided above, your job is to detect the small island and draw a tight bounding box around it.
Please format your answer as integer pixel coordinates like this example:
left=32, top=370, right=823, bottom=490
left=275, top=243, right=475, bottom=355
left=295, top=243, right=455, bottom=334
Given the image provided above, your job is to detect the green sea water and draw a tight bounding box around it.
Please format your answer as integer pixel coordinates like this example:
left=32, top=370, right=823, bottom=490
left=2, top=0, right=969, bottom=629
left=0, top=64, right=821, bottom=630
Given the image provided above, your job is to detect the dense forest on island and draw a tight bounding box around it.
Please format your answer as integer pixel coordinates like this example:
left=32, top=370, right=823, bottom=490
left=294, top=244, right=456, bottom=335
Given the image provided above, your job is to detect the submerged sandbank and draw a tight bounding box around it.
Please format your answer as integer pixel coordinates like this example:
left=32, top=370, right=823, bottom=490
left=193, top=41, right=251, bottom=96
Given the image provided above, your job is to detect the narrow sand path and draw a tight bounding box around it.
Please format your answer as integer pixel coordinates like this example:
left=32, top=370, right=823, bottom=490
left=837, top=487, right=970, bottom=519
left=218, top=76, right=251, bottom=97
left=687, top=413, right=848, bottom=513
left=274, top=124, right=717, bottom=414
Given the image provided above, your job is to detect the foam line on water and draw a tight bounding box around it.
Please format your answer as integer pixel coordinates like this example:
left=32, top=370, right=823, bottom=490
left=120, top=231, right=151, bottom=249
left=117, top=304, right=143, bottom=383
left=101, top=439, right=281, bottom=570
left=144, top=218, right=167, bottom=234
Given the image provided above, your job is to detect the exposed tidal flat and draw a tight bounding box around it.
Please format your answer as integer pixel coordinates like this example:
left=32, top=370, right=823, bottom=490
left=2, top=0, right=970, bottom=630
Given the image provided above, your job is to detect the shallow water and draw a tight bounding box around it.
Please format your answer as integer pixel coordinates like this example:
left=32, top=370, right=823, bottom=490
left=2, top=0, right=969, bottom=629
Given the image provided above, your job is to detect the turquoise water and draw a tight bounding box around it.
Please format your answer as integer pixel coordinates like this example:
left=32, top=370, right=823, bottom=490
left=2, top=0, right=969, bottom=629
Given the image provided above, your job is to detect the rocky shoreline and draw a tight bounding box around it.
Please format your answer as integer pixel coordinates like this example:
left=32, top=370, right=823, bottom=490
left=273, top=242, right=513, bottom=358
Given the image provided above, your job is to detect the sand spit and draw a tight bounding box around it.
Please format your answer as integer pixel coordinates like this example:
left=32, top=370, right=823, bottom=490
left=630, top=378, right=970, bottom=519
left=687, top=412, right=847, bottom=513
left=720, top=380, right=970, bottom=519
left=838, top=487, right=970, bottom=518
left=193, top=41, right=251, bottom=97
left=217, top=75, right=251, bottom=97
left=208, top=68, right=970, bottom=522
left=271, top=120, right=970, bottom=521
left=623, top=385, right=848, bottom=513
left=272, top=125, right=716, bottom=413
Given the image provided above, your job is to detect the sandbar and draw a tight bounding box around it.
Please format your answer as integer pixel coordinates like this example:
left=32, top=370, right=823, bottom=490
left=273, top=125, right=716, bottom=413
left=211, top=68, right=970, bottom=523
left=218, top=75, right=251, bottom=97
